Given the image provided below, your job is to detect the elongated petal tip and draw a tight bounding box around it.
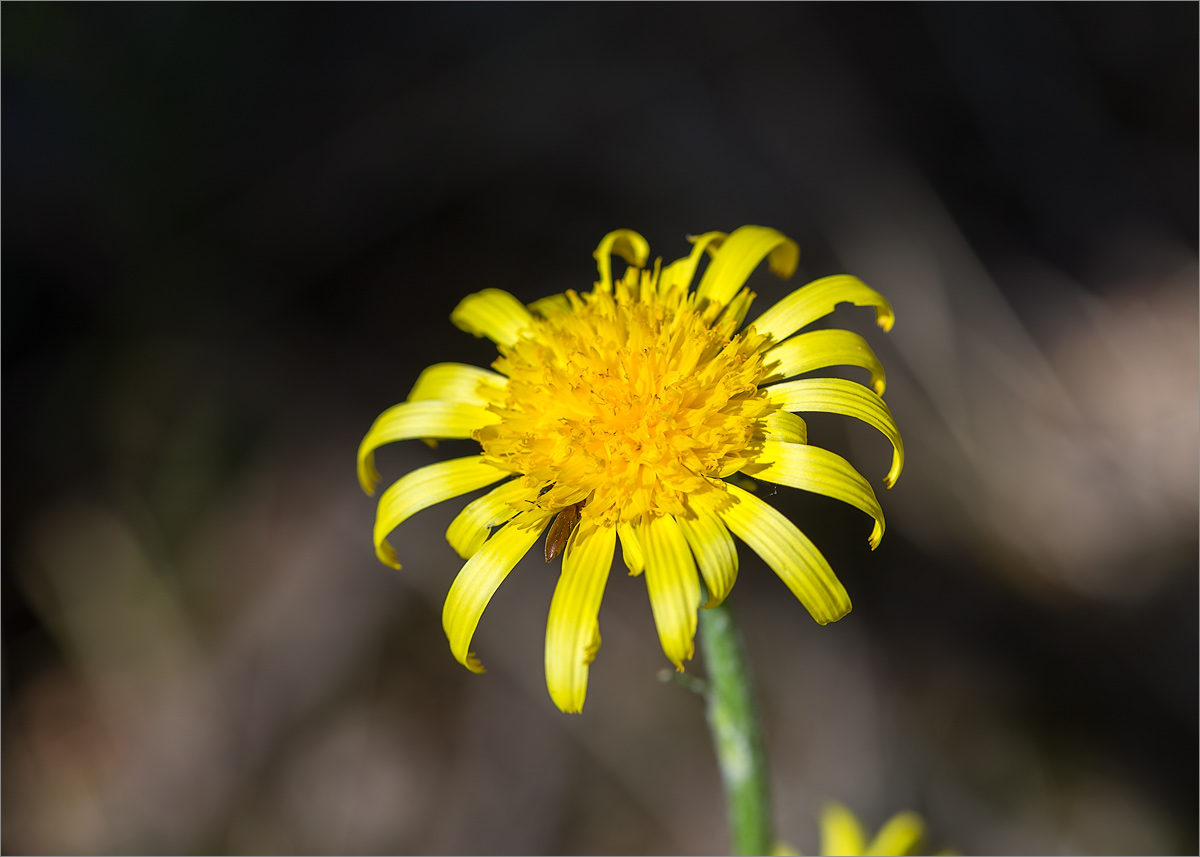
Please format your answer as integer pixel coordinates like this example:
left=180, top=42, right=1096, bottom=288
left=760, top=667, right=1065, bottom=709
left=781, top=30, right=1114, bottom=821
left=450, top=289, right=534, bottom=346
left=697, top=226, right=799, bottom=308
left=593, top=229, right=650, bottom=266
left=372, top=456, right=508, bottom=571
left=641, top=516, right=701, bottom=669
left=444, top=511, right=550, bottom=679
left=545, top=522, right=615, bottom=714
left=814, top=600, right=852, bottom=625
left=593, top=229, right=651, bottom=292
left=755, top=274, right=893, bottom=343
left=670, top=642, right=696, bottom=671
left=554, top=701, right=583, bottom=715
left=376, top=540, right=401, bottom=570
left=547, top=673, right=586, bottom=713
left=767, top=237, right=800, bottom=280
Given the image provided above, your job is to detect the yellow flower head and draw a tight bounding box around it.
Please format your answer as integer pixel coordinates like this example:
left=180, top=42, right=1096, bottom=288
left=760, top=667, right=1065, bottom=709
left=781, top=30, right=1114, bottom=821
left=358, top=227, right=903, bottom=713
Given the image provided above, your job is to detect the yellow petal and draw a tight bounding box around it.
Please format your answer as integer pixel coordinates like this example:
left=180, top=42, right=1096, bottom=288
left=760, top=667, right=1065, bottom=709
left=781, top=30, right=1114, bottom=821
left=358, top=400, right=500, bottom=495
left=374, top=456, right=508, bottom=568
left=450, top=289, right=534, bottom=347
left=442, top=511, right=549, bottom=673
left=760, top=409, right=808, bottom=444
left=696, top=225, right=799, bottom=308
left=659, top=231, right=727, bottom=293
left=764, top=378, right=904, bottom=488
left=717, top=285, right=755, bottom=329
left=744, top=441, right=885, bottom=549
left=617, top=521, right=645, bottom=576
left=762, top=329, right=887, bottom=395
left=718, top=483, right=851, bottom=625
left=406, top=362, right=507, bottom=406
left=864, top=812, right=925, bottom=857
left=753, top=275, right=894, bottom=343
left=446, top=477, right=534, bottom=558
left=821, top=803, right=867, bottom=857
left=678, top=499, right=739, bottom=608
left=593, top=229, right=650, bottom=294
left=544, top=520, right=616, bottom=713
left=640, top=515, right=701, bottom=669
left=528, top=293, right=571, bottom=318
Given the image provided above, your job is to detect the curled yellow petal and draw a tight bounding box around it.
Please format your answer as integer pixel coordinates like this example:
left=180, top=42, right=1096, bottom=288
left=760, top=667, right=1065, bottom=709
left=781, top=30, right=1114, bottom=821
left=754, top=275, right=894, bottom=343
left=762, top=329, right=887, bottom=394
left=544, top=520, right=616, bottom=713
left=406, top=362, right=507, bottom=405
left=679, top=498, right=739, bottom=608
left=718, top=482, right=851, bottom=625
left=593, top=229, right=650, bottom=294
left=640, top=514, right=701, bottom=669
left=617, top=521, right=645, bottom=576
left=659, top=231, right=727, bottom=294
left=450, top=289, right=534, bottom=347
left=527, top=293, right=571, bottom=318
left=744, top=441, right=885, bottom=549
left=446, top=477, right=535, bottom=559
left=442, top=511, right=549, bottom=673
left=820, top=803, right=868, bottom=857
left=358, top=400, right=500, bottom=496
left=696, top=225, right=799, bottom=309
left=763, top=378, right=904, bottom=488
left=373, top=456, right=508, bottom=568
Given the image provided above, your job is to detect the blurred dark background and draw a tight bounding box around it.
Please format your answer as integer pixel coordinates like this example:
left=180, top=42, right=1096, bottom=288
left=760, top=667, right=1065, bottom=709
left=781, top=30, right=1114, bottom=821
left=3, top=4, right=1196, bottom=854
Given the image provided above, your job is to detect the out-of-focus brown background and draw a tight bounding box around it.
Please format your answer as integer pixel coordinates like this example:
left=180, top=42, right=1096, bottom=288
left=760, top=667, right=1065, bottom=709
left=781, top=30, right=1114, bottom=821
left=3, top=5, right=1196, bottom=855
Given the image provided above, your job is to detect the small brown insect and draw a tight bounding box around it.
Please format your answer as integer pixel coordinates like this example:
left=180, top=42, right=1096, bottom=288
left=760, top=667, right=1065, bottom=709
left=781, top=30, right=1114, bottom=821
left=544, top=502, right=583, bottom=563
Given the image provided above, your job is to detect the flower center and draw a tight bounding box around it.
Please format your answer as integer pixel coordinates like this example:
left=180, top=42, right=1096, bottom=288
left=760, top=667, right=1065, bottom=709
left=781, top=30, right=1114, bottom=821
left=476, top=268, right=776, bottom=525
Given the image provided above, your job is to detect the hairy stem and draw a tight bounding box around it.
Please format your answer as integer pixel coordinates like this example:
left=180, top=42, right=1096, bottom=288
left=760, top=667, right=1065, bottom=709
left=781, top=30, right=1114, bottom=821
left=698, top=600, right=773, bottom=855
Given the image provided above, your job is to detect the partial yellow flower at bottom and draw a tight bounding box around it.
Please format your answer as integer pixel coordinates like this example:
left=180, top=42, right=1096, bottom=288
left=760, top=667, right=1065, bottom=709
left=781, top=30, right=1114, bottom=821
left=818, top=803, right=927, bottom=856
left=358, top=226, right=903, bottom=713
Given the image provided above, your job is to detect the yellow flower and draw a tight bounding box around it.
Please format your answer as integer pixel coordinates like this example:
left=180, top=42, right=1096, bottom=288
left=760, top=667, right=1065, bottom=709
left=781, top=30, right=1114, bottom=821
left=817, top=803, right=927, bottom=856
left=358, top=226, right=903, bottom=713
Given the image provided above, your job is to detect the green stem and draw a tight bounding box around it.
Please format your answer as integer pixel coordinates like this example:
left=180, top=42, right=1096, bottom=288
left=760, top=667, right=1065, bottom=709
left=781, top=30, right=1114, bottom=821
left=698, top=599, right=773, bottom=856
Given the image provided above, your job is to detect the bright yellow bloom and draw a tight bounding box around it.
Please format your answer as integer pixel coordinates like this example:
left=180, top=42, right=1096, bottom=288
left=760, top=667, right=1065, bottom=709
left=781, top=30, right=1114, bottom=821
left=818, top=803, right=927, bottom=856
left=358, top=226, right=903, bottom=713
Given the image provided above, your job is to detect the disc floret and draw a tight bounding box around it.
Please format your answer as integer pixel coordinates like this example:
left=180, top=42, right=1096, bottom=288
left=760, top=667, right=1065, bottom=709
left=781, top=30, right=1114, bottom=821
left=477, top=266, right=774, bottom=527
